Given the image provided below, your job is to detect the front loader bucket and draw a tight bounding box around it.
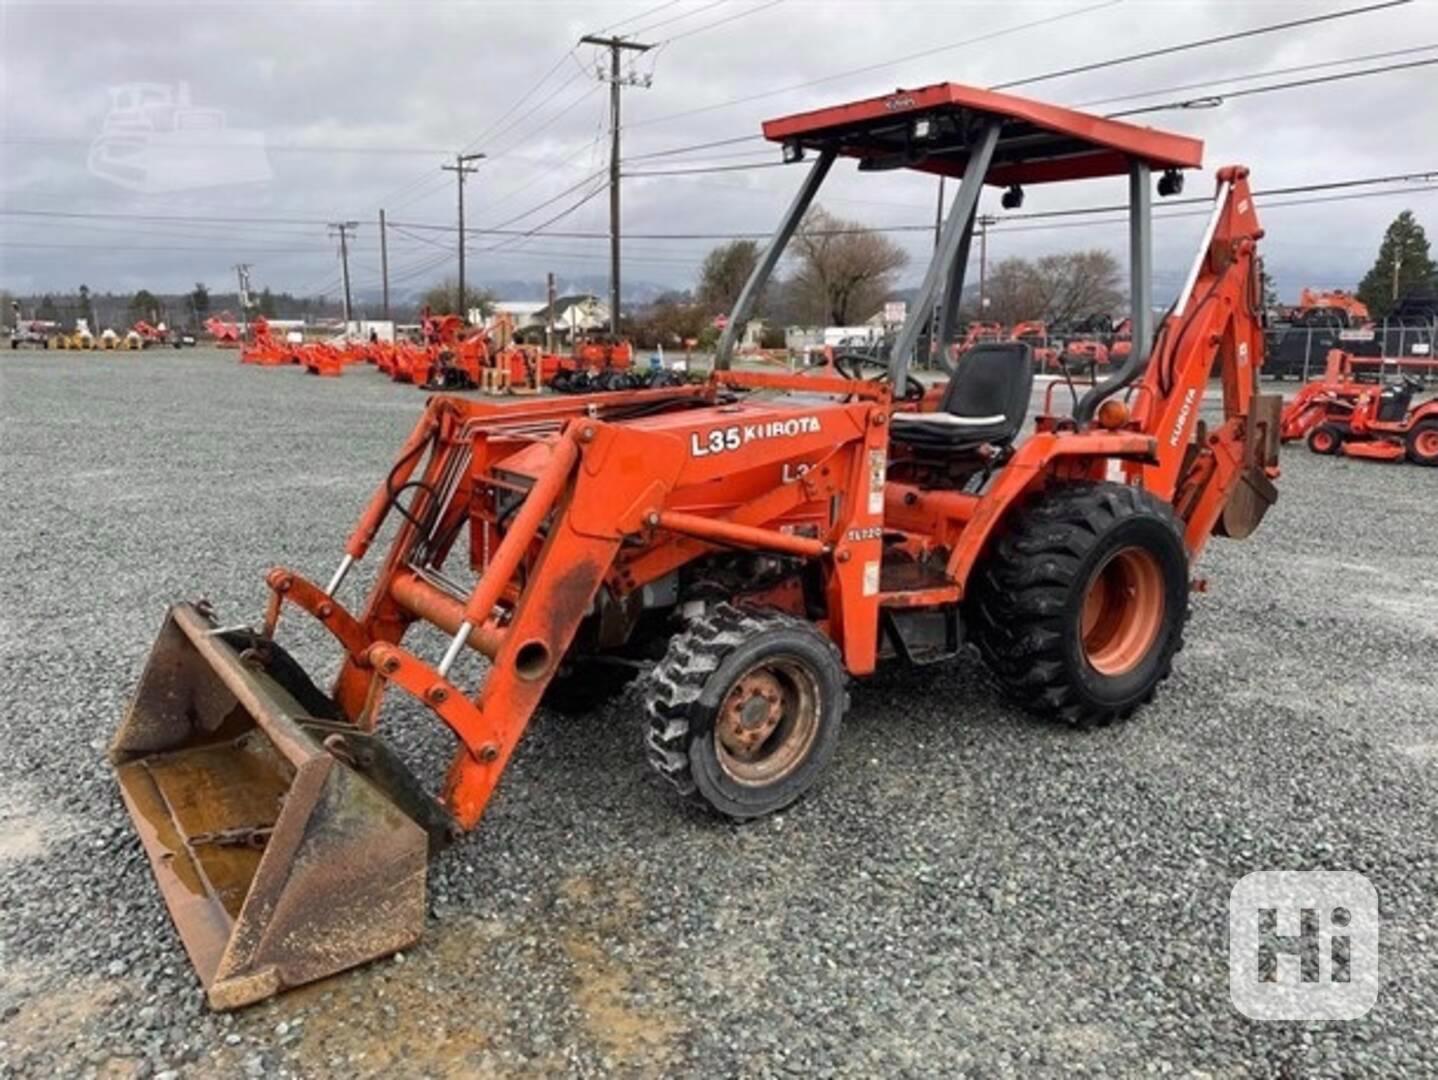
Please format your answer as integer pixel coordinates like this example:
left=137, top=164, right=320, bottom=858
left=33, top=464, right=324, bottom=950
left=110, top=603, right=438, bottom=1010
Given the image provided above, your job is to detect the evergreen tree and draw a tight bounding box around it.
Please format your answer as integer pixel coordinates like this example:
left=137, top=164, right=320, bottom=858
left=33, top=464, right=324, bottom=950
left=1356, top=211, right=1437, bottom=319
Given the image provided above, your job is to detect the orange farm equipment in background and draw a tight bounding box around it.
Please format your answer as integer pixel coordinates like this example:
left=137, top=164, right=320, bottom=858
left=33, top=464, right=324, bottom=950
left=112, top=81, right=1281, bottom=1010
left=1292, top=287, right=1371, bottom=327
left=572, top=334, right=634, bottom=369
left=949, top=320, right=1003, bottom=362
left=1009, top=320, right=1060, bottom=370
left=205, top=314, right=242, bottom=348
left=1280, top=349, right=1438, bottom=465
left=240, top=317, right=294, bottom=366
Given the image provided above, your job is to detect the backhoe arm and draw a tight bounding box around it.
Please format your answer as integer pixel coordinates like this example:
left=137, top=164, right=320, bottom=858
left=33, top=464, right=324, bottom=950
left=1129, top=166, right=1280, bottom=554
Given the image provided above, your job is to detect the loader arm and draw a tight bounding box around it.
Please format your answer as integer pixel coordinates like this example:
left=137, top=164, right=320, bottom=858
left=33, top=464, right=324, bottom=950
left=1126, top=166, right=1281, bottom=554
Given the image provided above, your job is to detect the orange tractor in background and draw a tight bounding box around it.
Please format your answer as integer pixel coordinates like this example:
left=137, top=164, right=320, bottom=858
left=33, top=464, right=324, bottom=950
left=205, top=314, right=242, bottom=348
left=1009, top=320, right=1060, bottom=370
left=1291, top=287, right=1371, bottom=327
left=240, top=316, right=293, bottom=366
left=111, top=81, right=1281, bottom=1009
left=1280, top=348, right=1438, bottom=465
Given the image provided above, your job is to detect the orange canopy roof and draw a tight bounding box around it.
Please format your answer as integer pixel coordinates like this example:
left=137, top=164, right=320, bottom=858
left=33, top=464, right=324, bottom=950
left=762, top=82, right=1203, bottom=185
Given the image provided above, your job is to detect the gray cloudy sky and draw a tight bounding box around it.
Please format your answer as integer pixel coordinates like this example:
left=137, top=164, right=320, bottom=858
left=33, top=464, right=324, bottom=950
left=1, top=0, right=1436, bottom=305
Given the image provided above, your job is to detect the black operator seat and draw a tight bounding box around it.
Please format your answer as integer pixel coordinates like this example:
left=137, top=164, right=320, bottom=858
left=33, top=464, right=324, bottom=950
left=891, top=342, right=1035, bottom=452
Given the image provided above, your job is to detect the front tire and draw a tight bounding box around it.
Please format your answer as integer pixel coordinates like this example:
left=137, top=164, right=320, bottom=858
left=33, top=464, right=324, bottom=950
left=970, top=482, right=1190, bottom=727
left=1307, top=424, right=1344, bottom=456
left=642, top=604, right=847, bottom=820
left=1405, top=420, right=1438, bottom=466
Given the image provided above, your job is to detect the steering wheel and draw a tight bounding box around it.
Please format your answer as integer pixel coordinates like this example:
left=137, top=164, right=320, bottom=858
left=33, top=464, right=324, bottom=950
left=1402, top=372, right=1424, bottom=393
left=832, top=349, right=926, bottom=402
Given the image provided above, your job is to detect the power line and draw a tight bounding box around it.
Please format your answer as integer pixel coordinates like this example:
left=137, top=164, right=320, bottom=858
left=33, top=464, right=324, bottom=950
left=994, top=0, right=1412, bottom=89
left=630, top=0, right=728, bottom=37
left=0, top=208, right=330, bottom=226
left=598, top=0, right=686, bottom=35
left=1106, top=57, right=1438, bottom=117
left=1075, top=41, right=1438, bottom=108
left=368, top=47, right=582, bottom=210
left=625, top=159, right=790, bottom=177
left=660, top=0, right=787, bottom=44
left=484, top=169, right=611, bottom=232
left=473, top=179, right=612, bottom=255
left=623, top=0, right=1122, bottom=131
left=622, top=134, right=764, bottom=162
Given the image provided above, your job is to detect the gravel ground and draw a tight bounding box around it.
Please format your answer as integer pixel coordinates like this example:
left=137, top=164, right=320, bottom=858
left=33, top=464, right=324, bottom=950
left=1, top=348, right=1435, bottom=1078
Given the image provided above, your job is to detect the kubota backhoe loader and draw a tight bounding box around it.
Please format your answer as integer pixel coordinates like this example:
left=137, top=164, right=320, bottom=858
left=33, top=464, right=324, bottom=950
left=111, top=82, right=1281, bottom=1009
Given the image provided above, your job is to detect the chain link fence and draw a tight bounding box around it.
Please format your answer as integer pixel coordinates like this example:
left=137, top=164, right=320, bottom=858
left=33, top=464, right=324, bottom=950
left=1262, top=318, right=1437, bottom=383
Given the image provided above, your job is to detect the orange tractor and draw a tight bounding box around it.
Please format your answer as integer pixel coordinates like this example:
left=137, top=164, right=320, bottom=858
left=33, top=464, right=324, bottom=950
left=1280, top=348, right=1438, bottom=465
left=205, top=314, right=242, bottom=348
left=1291, top=287, right=1370, bottom=328
left=239, top=316, right=294, bottom=366
left=111, top=82, right=1280, bottom=1009
left=1009, top=320, right=1060, bottom=370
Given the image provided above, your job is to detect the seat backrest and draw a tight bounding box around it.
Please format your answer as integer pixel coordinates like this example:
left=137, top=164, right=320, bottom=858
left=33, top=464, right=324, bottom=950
left=939, top=342, right=1034, bottom=438
left=1378, top=384, right=1413, bottom=422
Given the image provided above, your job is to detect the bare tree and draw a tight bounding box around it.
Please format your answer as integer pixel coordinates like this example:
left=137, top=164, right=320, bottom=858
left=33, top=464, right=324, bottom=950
left=1032, top=250, right=1123, bottom=325
left=697, top=240, right=762, bottom=314
left=789, top=207, right=908, bottom=326
left=982, top=257, right=1045, bottom=326
left=979, top=249, right=1123, bottom=326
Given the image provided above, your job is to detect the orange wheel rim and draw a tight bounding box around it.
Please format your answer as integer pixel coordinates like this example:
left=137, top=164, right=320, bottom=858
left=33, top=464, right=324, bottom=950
left=714, top=657, right=820, bottom=786
left=1313, top=431, right=1334, bottom=452
left=1080, top=547, right=1166, bottom=677
left=1416, top=430, right=1438, bottom=457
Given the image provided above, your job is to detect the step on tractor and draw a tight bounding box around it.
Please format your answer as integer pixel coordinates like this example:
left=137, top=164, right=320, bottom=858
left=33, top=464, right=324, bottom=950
left=1281, top=348, right=1438, bottom=465
left=111, top=82, right=1282, bottom=1009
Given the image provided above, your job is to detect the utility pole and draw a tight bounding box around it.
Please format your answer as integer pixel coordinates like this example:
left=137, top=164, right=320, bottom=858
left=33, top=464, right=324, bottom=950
left=933, top=177, right=945, bottom=248
left=579, top=32, right=653, bottom=336
left=546, top=271, right=556, bottom=353
left=926, top=177, right=946, bottom=364
left=233, top=263, right=251, bottom=341
left=442, top=152, right=485, bottom=322
left=1392, top=253, right=1403, bottom=302
left=379, top=208, right=390, bottom=321
left=976, top=214, right=998, bottom=313
left=328, top=221, right=358, bottom=327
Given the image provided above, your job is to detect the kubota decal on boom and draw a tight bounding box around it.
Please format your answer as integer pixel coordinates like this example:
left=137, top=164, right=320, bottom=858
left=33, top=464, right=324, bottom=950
left=1170, top=388, right=1198, bottom=447
left=690, top=415, right=823, bottom=457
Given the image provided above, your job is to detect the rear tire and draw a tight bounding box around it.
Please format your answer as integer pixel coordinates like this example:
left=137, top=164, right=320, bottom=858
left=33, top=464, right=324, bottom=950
left=969, top=482, right=1189, bottom=727
left=1405, top=420, right=1438, bottom=466
left=1307, top=424, right=1344, bottom=456
left=641, top=603, right=847, bottom=820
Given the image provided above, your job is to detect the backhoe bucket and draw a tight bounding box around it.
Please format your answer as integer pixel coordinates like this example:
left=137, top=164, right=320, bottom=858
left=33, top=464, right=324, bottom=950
left=109, top=603, right=437, bottom=1009
left=1217, top=392, right=1282, bottom=539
